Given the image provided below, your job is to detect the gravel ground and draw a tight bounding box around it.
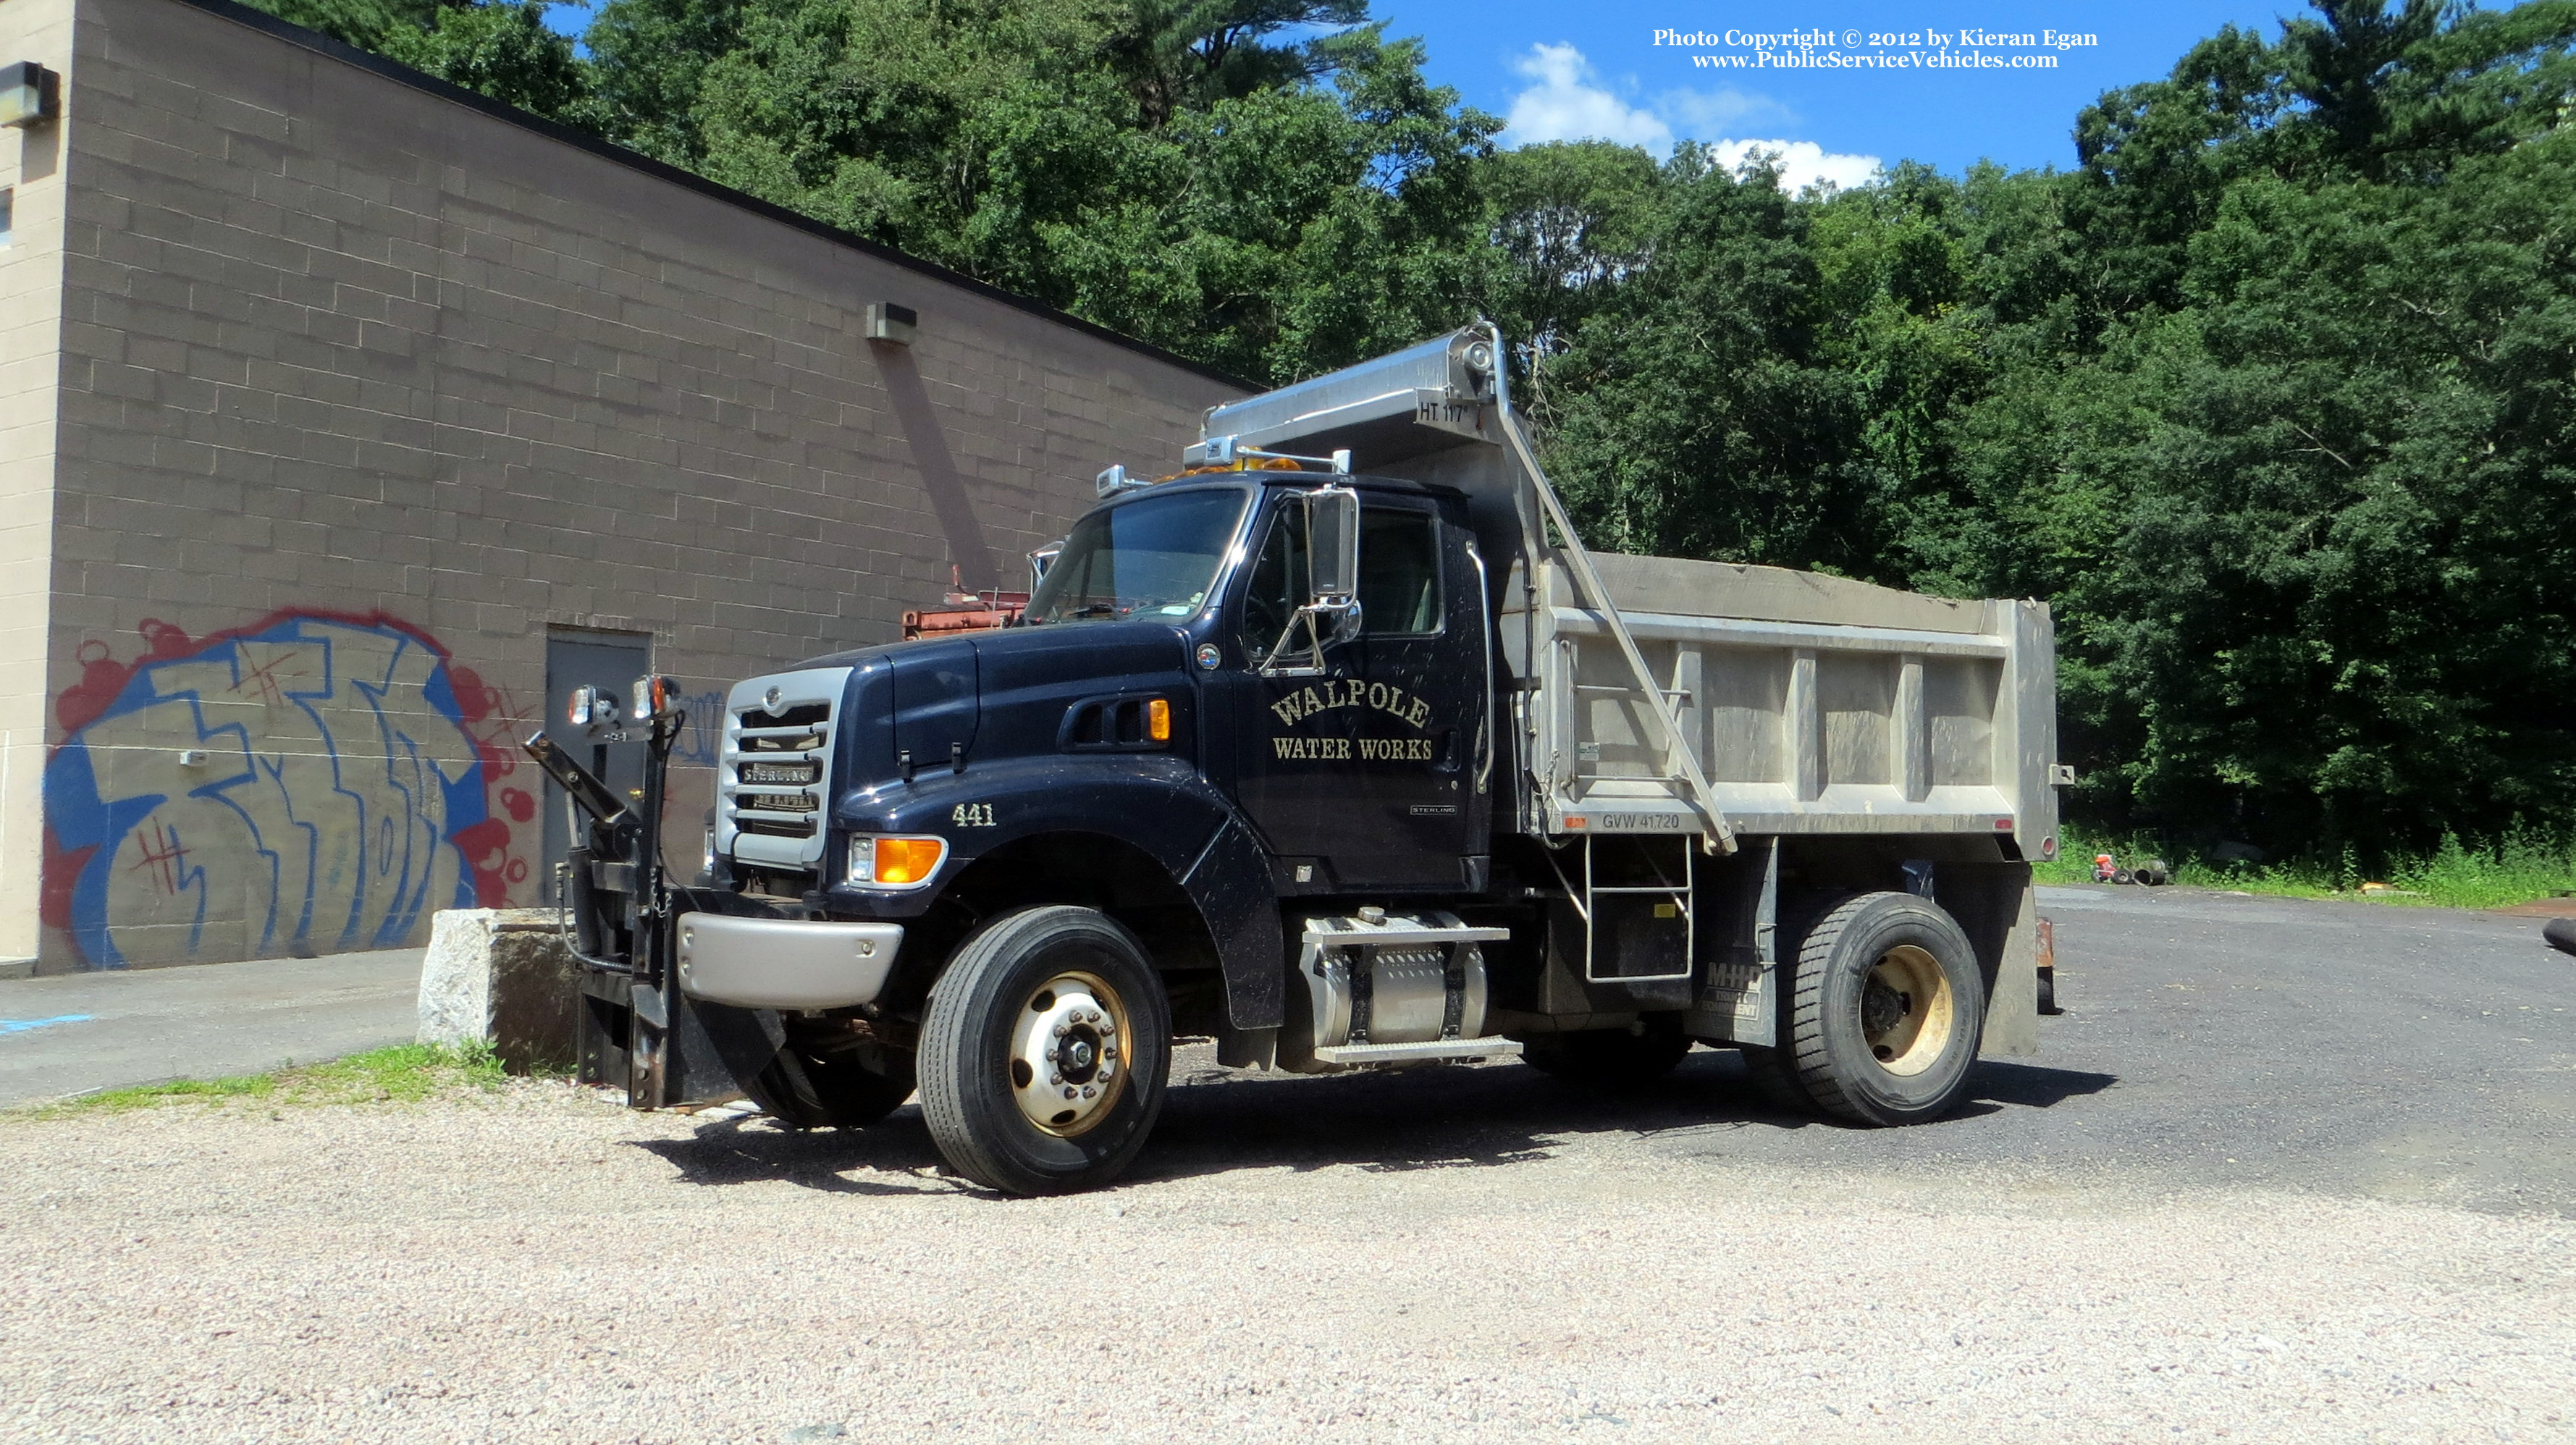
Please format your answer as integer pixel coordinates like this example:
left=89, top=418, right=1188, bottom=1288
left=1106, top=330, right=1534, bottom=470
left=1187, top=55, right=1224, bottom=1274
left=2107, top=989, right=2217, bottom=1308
left=4, top=1062, right=2572, bottom=1445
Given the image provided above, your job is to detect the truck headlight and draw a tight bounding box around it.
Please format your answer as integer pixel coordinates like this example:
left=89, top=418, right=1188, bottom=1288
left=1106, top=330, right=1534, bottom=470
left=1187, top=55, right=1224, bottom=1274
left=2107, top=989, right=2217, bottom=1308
left=846, top=834, right=947, bottom=888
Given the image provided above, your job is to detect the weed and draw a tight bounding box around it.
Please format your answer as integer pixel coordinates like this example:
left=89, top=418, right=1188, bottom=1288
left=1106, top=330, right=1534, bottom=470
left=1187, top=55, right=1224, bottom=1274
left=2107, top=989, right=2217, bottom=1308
left=2038, top=827, right=2576, bottom=911
left=18, top=1040, right=508, bottom=1117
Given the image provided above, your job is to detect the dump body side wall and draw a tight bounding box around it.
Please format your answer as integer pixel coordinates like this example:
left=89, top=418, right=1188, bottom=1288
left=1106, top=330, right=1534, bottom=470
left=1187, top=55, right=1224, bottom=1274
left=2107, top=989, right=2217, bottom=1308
left=1497, top=557, right=2055, bottom=848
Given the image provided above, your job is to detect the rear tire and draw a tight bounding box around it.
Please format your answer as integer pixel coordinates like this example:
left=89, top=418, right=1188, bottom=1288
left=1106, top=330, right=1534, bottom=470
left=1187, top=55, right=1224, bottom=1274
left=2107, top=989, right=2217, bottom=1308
left=1522, top=1014, right=1691, bottom=1089
left=918, top=906, right=1171, bottom=1195
left=1788, top=891, right=1985, bottom=1126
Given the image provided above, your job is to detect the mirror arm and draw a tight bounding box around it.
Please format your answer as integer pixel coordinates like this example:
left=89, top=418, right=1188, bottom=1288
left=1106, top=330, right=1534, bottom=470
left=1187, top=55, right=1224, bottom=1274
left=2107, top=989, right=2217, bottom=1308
left=1255, top=602, right=1331, bottom=677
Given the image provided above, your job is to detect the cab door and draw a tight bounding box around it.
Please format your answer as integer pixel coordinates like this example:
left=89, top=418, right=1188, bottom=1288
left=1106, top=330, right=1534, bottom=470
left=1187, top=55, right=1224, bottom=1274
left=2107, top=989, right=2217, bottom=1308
left=1232, top=491, right=1487, bottom=891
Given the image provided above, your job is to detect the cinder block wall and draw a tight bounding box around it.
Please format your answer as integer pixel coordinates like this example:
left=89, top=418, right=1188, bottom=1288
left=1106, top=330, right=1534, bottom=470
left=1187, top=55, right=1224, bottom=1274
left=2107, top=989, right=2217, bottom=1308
left=29, top=0, right=1239, bottom=971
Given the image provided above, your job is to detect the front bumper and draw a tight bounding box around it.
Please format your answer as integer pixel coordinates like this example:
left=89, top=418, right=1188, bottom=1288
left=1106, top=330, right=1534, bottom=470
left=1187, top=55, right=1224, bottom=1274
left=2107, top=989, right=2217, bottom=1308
left=675, top=912, right=903, bottom=1010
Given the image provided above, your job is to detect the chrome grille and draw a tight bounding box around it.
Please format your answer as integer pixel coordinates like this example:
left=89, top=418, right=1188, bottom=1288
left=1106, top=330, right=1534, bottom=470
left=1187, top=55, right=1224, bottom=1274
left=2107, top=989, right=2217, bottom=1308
left=717, top=667, right=851, bottom=869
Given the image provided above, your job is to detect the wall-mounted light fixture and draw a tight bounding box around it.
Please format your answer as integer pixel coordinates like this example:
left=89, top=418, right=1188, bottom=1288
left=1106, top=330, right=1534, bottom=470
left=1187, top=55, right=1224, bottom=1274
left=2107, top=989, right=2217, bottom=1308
left=0, top=62, right=58, bottom=128
left=863, top=301, right=917, bottom=345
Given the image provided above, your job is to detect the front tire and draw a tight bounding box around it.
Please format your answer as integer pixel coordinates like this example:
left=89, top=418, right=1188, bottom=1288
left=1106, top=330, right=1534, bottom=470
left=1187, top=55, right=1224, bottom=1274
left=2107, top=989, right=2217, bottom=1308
left=918, top=906, right=1171, bottom=1195
left=1788, top=891, right=1985, bottom=1126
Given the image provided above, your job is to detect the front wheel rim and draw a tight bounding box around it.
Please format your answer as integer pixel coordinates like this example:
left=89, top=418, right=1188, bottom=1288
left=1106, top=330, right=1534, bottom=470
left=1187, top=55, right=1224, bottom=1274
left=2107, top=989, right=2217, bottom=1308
left=1858, top=943, right=1954, bottom=1077
left=1006, top=969, right=1131, bottom=1137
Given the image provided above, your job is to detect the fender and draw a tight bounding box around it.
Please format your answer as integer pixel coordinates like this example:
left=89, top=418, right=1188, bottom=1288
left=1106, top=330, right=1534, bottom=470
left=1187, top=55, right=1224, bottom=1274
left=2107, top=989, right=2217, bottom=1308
left=833, top=754, right=1284, bottom=1029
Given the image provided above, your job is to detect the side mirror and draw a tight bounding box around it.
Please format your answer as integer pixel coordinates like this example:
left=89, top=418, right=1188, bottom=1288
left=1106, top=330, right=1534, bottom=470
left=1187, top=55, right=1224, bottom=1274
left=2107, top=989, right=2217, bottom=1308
left=1255, top=487, right=1365, bottom=677
left=1308, top=486, right=1359, bottom=605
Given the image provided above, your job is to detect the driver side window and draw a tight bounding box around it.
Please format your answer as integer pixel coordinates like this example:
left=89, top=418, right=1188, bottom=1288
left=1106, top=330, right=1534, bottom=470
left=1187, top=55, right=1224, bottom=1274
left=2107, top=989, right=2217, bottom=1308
left=1239, top=505, right=1310, bottom=658
left=1239, top=497, right=1446, bottom=654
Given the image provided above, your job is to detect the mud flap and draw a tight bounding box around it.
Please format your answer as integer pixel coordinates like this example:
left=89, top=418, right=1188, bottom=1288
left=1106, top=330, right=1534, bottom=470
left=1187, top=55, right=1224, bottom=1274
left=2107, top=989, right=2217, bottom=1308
left=1932, top=860, right=2040, bottom=1058
left=1180, top=814, right=1285, bottom=1031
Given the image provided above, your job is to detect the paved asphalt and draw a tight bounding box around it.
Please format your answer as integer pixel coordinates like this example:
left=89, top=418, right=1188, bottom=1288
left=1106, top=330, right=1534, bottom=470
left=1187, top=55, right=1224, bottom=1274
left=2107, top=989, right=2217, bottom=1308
left=0, top=949, right=424, bottom=1106
left=1098, top=887, right=2576, bottom=1214
left=4, top=890, right=2571, bottom=1217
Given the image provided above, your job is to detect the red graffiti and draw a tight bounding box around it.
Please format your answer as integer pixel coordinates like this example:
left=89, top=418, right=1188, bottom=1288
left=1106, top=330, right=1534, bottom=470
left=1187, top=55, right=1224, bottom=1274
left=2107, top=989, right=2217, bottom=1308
left=232, top=649, right=304, bottom=708
left=453, top=816, right=517, bottom=907
left=39, top=824, right=91, bottom=934
left=54, top=610, right=453, bottom=738
left=125, top=821, right=190, bottom=897
left=447, top=670, right=538, bottom=907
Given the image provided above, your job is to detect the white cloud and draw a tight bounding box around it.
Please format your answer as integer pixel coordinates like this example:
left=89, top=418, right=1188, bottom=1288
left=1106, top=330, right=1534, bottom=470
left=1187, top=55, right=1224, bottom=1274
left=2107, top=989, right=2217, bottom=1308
left=1503, top=43, right=1673, bottom=151
left=1658, top=85, right=1778, bottom=134
left=1703, top=138, right=1883, bottom=193
left=1499, top=44, right=1880, bottom=193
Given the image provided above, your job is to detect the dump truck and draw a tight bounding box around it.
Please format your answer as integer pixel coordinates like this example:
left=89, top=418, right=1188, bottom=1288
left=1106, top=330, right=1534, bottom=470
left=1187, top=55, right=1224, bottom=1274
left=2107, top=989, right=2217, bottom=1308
left=527, top=326, right=2064, bottom=1195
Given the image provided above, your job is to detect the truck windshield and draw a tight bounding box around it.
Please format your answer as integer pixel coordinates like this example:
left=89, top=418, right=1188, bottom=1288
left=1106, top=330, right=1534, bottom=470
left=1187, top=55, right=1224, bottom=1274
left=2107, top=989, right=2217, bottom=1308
left=1025, top=486, right=1250, bottom=625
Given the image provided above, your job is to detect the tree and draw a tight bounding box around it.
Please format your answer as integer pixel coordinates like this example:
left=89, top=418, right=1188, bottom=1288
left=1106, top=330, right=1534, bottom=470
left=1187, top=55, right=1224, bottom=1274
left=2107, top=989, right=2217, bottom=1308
left=248, top=0, right=444, bottom=50
left=1471, top=140, right=1664, bottom=418
left=1537, top=153, right=1867, bottom=568
left=1103, top=0, right=1371, bottom=129
left=382, top=1, right=594, bottom=120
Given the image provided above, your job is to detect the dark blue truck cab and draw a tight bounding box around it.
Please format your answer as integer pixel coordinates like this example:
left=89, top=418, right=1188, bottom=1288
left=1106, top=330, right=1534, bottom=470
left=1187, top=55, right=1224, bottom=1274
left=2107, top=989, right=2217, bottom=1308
left=541, top=329, right=2061, bottom=1195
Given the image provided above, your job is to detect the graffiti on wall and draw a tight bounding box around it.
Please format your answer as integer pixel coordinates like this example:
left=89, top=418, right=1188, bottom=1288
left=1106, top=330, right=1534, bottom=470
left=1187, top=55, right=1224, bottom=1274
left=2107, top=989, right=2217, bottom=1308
left=673, top=689, right=727, bottom=767
left=42, top=612, right=531, bottom=969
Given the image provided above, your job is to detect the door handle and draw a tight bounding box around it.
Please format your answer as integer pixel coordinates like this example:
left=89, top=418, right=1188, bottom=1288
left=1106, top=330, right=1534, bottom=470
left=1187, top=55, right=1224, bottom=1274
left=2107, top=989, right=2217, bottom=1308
left=1434, top=726, right=1460, bottom=772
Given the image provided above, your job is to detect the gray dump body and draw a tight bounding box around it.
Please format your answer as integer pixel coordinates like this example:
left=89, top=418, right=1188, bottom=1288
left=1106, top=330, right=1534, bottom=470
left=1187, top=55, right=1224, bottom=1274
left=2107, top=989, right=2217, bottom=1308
left=1193, top=327, right=2063, bottom=864
left=1510, top=555, right=2058, bottom=847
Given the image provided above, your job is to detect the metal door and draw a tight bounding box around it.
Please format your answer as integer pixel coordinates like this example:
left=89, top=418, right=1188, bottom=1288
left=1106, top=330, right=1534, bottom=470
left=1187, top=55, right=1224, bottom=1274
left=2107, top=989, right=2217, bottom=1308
left=1232, top=494, right=1487, bottom=890
left=541, top=631, right=651, bottom=904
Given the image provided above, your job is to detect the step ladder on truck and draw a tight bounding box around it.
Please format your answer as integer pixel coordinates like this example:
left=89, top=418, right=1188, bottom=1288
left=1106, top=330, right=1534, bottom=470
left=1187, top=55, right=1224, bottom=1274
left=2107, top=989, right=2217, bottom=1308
left=523, top=324, right=2069, bottom=1195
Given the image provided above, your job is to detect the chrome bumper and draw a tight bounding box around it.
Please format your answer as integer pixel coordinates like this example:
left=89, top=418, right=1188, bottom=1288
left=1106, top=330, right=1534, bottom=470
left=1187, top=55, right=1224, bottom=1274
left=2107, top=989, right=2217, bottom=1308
left=675, top=912, right=902, bottom=1010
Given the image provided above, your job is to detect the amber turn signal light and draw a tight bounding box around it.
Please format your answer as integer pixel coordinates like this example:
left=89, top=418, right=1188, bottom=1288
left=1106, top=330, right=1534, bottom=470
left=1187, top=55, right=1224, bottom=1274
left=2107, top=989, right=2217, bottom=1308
left=846, top=834, right=948, bottom=888
left=1147, top=698, right=1171, bottom=742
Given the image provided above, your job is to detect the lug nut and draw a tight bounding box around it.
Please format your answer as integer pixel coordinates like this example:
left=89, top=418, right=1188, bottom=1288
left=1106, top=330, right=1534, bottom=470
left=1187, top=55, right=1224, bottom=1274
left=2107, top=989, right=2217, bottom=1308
left=1081, top=1086, right=1095, bottom=1098
left=1051, top=1071, right=1064, bottom=1085
left=1063, top=1086, right=1077, bottom=1099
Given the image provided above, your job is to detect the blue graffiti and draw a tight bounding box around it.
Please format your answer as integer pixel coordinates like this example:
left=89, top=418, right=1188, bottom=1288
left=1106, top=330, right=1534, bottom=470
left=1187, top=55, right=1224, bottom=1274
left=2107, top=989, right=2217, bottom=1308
left=673, top=690, right=727, bottom=767
left=46, top=615, right=492, bottom=969
left=0, top=1014, right=95, bottom=1037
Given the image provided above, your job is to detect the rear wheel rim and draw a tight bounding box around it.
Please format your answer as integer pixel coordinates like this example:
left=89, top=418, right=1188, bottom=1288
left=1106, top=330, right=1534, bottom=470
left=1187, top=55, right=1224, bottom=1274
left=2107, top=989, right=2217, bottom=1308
left=1006, top=969, right=1131, bottom=1137
left=1858, top=943, right=1953, bottom=1077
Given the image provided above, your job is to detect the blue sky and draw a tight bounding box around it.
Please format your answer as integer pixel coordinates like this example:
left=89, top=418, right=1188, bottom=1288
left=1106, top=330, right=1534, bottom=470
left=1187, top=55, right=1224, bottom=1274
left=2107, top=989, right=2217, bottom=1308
left=1380, top=1, right=2309, bottom=179
left=544, top=0, right=2321, bottom=182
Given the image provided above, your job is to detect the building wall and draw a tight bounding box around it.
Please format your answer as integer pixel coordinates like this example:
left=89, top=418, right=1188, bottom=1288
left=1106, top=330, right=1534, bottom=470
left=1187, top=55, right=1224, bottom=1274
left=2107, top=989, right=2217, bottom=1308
left=30, top=0, right=1239, bottom=971
left=0, top=0, right=74, bottom=973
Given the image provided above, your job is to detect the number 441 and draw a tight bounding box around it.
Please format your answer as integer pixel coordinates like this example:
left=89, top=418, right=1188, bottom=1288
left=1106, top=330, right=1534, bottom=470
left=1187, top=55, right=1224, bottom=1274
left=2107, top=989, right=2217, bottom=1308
left=951, top=803, right=996, bottom=827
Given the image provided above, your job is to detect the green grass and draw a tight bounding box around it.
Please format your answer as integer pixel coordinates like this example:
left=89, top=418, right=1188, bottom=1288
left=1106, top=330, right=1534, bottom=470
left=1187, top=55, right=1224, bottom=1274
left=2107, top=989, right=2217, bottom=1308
left=19, top=1040, right=508, bottom=1117
left=2036, top=828, right=2576, bottom=911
